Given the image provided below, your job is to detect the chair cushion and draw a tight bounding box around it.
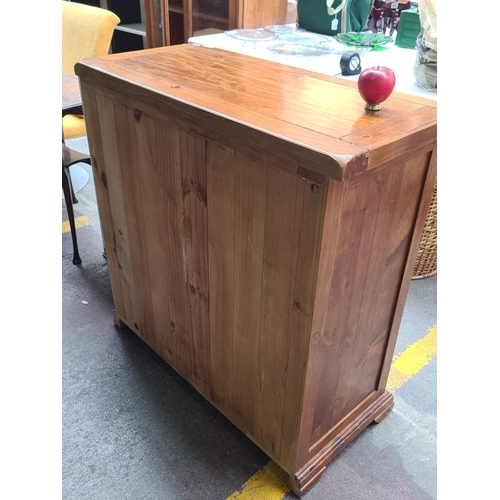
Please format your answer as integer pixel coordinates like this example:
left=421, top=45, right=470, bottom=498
left=63, top=114, right=86, bottom=140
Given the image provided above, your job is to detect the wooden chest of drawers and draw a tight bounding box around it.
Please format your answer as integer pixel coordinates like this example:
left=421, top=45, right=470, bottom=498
left=76, top=44, right=437, bottom=496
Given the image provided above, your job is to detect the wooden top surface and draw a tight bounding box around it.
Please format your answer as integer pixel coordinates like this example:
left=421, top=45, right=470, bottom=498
left=75, top=44, right=437, bottom=179
left=62, top=72, right=83, bottom=115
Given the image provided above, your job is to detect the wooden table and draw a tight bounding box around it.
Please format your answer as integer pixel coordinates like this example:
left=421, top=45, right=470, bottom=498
left=75, top=44, right=437, bottom=497
left=62, top=72, right=84, bottom=118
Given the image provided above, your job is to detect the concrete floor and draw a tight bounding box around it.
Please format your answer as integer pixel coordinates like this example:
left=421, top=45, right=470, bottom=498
left=62, top=136, right=437, bottom=500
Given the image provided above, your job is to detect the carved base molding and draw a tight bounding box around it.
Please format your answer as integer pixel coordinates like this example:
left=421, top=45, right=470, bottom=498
left=290, top=391, right=394, bottom=497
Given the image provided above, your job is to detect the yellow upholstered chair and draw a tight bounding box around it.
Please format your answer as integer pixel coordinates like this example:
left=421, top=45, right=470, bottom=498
left=62, top=1, right=120, bottom=139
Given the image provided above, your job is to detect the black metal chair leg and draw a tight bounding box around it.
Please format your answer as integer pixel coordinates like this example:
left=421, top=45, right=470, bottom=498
left=62, top=162, right=82, bottom=265
left=62, top=131, right=78, bottom=204
left=62, top=143, right=91, bottom=265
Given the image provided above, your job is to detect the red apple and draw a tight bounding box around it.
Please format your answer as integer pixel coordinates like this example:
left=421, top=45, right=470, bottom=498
left=357, top=66, right=396, bottom=111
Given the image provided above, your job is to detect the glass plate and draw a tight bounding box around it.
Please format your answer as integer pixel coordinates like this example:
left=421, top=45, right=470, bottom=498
left=335, top=32, right=393, bottom=47
left=224, top=29, right=277, bottom=42
left=267, top=42, right=333, bottom=57
left=275, top=32, right=332, bottom=43
left=263, top=25, right=307, bottom=35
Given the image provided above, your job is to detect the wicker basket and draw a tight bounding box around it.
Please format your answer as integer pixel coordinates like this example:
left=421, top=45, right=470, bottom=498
left=412, top=181, right=437, bottom=279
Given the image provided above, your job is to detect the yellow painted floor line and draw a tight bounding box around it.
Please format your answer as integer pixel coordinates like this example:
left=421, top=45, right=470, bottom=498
left=386, top=324, right=437, bottom=392
left=225, top=324, right=438, bottom=500
left=226, top=461, right=289, bottom=500
left=62, top=215, right=90, bottom=234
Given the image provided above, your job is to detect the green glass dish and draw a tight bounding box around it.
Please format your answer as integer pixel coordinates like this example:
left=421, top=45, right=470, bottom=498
left=335, top=32, right=393, bottom=47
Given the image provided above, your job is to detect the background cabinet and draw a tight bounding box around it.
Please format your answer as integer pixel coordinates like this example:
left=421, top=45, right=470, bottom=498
left=165, top=0, right=288, bottom=45
left=68, top=0, right=287, bottom=51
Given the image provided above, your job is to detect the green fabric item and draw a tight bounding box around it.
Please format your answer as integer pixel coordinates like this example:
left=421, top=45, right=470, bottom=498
left=297, top=0, right=374, bottom=36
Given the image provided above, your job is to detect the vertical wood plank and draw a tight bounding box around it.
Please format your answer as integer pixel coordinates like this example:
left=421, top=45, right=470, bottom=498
left=253, top=165, right=304, bottom=456
left=184, top=0, right=193, bottom=42
left=229, top=0, right=239, bottom=27
left=230, top=151, right=268, bottom=434
left=93, top=90, right=141, bottom=333
left=156, top=119, right=194, bottom=380
left=179, top=127, right=211, bottom=394
left=116, top=104, right=158, bottom=348
left=295, top=178, right=346, bottom=467
left=78, top=85, right=126, bottom=323
left=133, top=110, right=171, bottom=358
left=161, top=0, right=171, bottom=46
left=279, top=176, right=327, bottom=470
left=207, top=141, right=235, bottom=414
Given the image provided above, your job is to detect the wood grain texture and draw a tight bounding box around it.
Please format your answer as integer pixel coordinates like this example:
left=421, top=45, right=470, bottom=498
left=76, top=45, right=433, bottom=181
left=62, top=72, right=83, bottom=115
left=143, top=0, right=158, bottom=48
left=76, top=44, right=437, bottom=496
left=297, top=151, right=432, bottom=467
left=239, top=0, right=287, bottom=29
left=206, top=141, right=236, bottom=413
